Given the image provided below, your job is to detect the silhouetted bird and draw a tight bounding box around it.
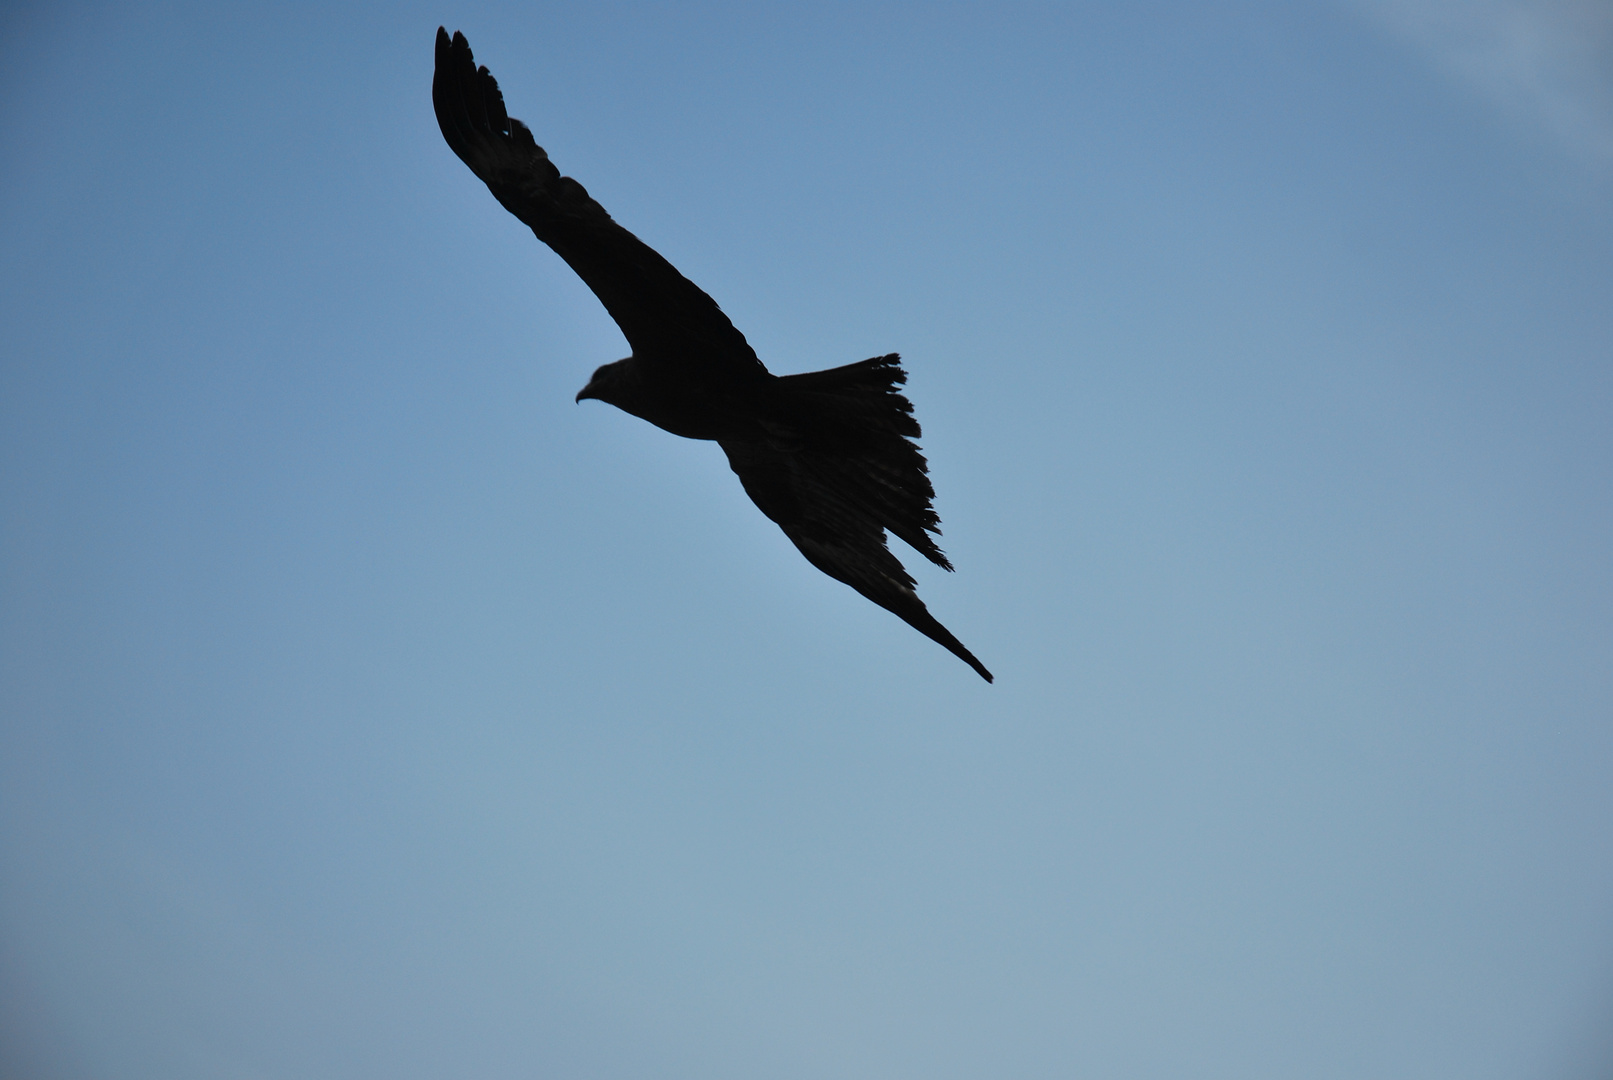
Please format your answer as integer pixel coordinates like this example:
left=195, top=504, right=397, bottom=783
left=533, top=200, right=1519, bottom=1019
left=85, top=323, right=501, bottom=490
left=433, top=28, right=992, bottom=682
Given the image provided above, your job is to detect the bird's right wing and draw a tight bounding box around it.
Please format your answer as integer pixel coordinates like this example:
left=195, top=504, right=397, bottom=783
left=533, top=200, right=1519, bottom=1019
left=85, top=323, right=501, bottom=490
left=721, top=438, right=993, bottom=682
left=432, top=28, right=767, bottom=383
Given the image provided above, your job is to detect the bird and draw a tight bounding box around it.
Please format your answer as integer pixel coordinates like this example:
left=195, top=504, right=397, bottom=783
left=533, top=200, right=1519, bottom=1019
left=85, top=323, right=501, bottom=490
left=432, top=27, right=992, bottom=682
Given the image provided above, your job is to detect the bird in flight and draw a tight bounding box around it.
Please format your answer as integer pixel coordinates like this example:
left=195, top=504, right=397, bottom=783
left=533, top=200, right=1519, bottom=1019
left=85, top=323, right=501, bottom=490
left=433, top=28, right=992, bottom=682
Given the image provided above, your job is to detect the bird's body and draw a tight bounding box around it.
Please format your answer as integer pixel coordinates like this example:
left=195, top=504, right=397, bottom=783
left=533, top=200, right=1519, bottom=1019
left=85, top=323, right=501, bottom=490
left=433, top=28, right=992, bottom=682
left=578, top=354, right=763, bottom=442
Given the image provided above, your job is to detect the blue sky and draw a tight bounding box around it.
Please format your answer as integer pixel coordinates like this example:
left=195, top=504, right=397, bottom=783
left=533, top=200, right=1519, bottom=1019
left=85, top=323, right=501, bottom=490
left=3, top=3, right=1611, bottom=1077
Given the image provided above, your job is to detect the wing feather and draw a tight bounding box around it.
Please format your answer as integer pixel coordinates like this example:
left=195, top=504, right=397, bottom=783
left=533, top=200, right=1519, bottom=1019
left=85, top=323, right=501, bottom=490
left=432, top=28, right=767, bottom=383
left=722, top=439, right=994, bottom=683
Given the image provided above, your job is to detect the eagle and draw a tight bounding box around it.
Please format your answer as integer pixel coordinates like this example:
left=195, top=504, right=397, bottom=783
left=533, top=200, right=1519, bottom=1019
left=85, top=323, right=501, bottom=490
left=433, top=28, right=992, bottom=682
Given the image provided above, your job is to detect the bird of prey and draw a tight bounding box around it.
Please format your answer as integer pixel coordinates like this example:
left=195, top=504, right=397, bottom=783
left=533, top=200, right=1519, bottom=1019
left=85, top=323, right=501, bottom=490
left=433, top=28, right=992, bottom=682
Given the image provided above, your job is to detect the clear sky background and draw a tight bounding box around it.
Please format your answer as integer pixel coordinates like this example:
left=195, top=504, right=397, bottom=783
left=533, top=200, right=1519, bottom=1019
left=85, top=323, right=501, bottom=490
left=3, top=2, right=1611, bottom=1078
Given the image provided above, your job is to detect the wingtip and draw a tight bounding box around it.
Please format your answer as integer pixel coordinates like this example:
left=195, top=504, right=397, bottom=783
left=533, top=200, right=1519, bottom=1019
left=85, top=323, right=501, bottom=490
left=913, top=606, right=994, bottom=683
left=963, top=651, right=994, bottom=683
left=435, top=26, right=472, bottom=65
left=934, top=618, right=993, bottom=682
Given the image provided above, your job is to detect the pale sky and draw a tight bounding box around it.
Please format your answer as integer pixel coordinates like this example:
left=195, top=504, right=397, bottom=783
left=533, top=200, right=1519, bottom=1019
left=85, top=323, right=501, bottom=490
left=1360, top=0, right=1613, bottom=168
left=3, top=4, right=1611, bottom=1078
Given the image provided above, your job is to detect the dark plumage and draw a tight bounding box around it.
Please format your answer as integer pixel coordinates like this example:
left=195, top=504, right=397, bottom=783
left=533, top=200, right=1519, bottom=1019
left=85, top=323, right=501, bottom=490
left=433, top=28, right=992, bottom=682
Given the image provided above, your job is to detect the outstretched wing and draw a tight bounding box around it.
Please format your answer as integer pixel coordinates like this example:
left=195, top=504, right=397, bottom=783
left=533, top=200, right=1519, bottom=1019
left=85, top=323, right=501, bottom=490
left=432, top=28, right=767, bottom=383
left=721, top=438, right=994, bottom=682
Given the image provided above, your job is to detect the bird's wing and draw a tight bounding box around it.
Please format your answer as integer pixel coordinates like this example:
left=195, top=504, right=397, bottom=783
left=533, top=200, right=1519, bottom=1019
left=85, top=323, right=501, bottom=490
left=433, top=28, right=767, bottom=382
left=721, top=439, right=993, bottom=682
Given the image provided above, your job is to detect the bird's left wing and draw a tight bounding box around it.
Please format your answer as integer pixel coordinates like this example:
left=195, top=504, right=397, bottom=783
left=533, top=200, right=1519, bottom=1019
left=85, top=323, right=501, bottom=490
left=432, top=28, right=767, bottom=384
left=720, top=439, right=994, bottom=682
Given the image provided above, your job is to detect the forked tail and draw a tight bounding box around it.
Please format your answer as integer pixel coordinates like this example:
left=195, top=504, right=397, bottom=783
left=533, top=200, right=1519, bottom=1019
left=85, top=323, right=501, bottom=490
left=776, top=354, right=953, bottom=571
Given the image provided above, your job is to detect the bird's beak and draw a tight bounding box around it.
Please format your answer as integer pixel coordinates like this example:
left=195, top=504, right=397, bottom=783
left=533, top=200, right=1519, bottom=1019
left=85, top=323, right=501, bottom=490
left=575, top=383, right=595, bottom=403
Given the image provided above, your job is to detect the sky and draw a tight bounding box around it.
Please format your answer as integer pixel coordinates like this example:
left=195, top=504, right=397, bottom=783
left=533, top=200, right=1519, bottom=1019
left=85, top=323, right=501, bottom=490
left=2, top=2, right=1611, bottom=1078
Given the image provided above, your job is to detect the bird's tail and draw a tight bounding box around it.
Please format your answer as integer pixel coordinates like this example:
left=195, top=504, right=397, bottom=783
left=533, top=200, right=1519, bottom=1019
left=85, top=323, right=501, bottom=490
left=776, top=354, right=953, bottom=570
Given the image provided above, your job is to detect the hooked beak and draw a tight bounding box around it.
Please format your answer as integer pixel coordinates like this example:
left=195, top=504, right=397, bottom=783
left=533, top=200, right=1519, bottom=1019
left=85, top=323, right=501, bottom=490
left=575, top=382, right=596, bottom=403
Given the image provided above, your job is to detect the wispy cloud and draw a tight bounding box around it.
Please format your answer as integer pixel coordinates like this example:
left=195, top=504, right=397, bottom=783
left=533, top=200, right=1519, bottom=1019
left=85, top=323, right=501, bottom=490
left=1357, top=0, right=1613, bottom=170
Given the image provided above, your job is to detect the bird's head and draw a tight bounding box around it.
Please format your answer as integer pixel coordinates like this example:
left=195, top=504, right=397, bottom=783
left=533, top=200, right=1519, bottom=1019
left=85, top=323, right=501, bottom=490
left=575, top=358, right=634, bottom=408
